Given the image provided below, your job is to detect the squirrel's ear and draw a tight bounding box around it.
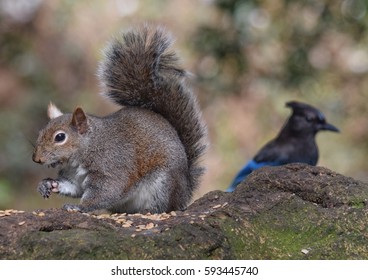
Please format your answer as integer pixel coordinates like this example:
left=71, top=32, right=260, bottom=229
left=47, top=102, right=63, bottom=119
left=71, top=107, right=88, bottom=134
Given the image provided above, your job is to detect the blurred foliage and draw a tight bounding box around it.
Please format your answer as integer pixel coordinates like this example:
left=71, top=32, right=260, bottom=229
left=0, top=0, right=367, bottom=210
left=192, top=0, right=368, bottom=96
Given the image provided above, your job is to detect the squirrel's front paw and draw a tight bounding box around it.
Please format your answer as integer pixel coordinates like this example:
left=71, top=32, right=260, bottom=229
left=38, top=178, right=59, bottom=199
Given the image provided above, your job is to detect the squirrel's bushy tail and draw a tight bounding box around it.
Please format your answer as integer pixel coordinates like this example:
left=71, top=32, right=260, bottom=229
left=98, top=25, right=207, bottom=191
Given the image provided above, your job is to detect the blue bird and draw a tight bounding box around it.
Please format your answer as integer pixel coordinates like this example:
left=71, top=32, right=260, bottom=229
left=226, top=101, right=339, bottom=192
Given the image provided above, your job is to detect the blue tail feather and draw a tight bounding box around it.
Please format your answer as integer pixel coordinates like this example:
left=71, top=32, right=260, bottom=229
left=226, top=160, right=279, bottom=192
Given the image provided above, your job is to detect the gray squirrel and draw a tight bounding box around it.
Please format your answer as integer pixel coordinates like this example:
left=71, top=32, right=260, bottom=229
left=32, top=26, right=207, bottom=214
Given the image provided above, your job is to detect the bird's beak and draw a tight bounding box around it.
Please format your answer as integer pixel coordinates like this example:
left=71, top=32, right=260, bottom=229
left=320, top=122, right=339, bottom=132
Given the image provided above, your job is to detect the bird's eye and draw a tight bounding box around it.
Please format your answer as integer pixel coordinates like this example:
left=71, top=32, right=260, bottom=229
left=53, top=131, right=67, bottom=144
left=305, top=116, right=314, bottom=122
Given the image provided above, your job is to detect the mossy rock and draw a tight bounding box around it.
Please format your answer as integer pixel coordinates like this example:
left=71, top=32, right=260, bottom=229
left=0, top=163, right=367, bottom=259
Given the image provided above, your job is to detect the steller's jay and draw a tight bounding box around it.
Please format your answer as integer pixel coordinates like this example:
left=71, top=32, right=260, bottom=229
left=226, top=101, right=339, bottom=192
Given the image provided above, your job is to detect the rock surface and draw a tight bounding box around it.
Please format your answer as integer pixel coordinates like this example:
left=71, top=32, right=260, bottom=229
left=1, top=163, right=367, bottom=259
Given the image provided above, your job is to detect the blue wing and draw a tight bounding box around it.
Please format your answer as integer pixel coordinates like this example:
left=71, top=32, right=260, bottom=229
left=226, top=160, right=279, bottom=192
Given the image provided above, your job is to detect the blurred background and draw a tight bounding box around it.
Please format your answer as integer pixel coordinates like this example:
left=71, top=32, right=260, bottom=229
left=0, top=0, right=367, bottom=211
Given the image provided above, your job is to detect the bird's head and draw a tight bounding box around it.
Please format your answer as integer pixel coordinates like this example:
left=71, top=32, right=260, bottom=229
left=285, top=101, right=339, bottom=135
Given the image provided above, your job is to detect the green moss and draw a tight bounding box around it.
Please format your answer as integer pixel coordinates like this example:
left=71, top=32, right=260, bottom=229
left=18, top=229, right=129, bottom=259
left=245, top=196, right=368, bottom=259
left=349, top=199, right=366, bottom=209
left=218, top=218, right=249, bottom=258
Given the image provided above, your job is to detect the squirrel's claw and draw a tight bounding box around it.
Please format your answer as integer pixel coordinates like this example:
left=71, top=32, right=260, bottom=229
left=62, top=204, right=82, bottom=212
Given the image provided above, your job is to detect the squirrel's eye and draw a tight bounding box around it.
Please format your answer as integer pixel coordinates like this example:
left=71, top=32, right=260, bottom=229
left=54, top=132, right=66, bottom=143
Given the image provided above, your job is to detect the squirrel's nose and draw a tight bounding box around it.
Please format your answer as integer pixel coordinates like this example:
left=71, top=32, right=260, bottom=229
left=32, top=155, right=40, bottom=163
left=32, top=151, right=42, bottom=164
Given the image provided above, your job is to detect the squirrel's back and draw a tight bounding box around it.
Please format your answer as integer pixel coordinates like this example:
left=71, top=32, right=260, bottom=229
left=98, top=26, right=207, bottom=194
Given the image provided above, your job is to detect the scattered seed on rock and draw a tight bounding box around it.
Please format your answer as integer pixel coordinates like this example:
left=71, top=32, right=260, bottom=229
left=145, top=223, right=155, bottom=229
left=301, top=249, right=310, bottom=254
